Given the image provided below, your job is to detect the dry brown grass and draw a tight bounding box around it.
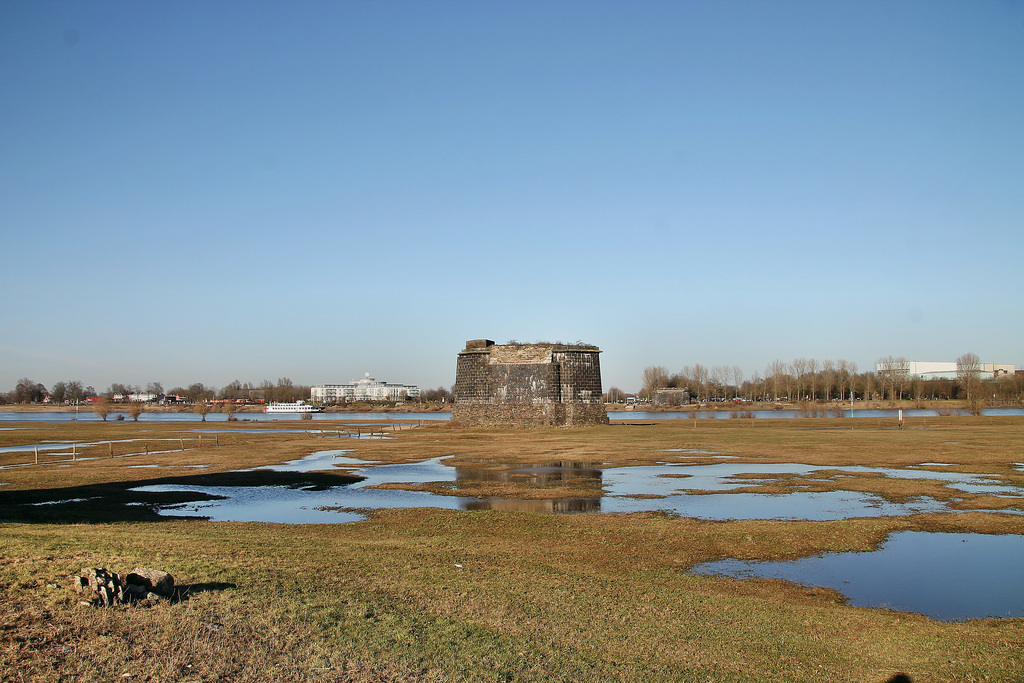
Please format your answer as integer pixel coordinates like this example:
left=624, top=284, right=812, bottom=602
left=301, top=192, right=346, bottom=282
left=2, top=416, right=1023, bottom=681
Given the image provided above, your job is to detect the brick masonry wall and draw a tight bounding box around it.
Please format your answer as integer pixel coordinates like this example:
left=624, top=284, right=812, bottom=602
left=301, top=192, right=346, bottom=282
left=454, top=352, right=492, bottom=403
left=450, top=402, right=609, bottom=428
left=553, top=349, right=603, bottom=404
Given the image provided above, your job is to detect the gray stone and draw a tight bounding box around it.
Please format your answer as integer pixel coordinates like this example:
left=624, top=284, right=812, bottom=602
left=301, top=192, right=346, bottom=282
left=126, top=567, right=174, bottom=597
left=75, top=566, right=174, bottom=606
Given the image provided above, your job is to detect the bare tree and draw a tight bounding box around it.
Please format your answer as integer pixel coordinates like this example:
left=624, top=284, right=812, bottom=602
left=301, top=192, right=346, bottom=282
left=92, top=398, right=112, bottom=422
left=768, top=360, right=787, bottom=401
left=693, top=364, right=710, bottom=403
left=876, top=356, right=909, bottom=402
left=711, top=365, right=730, bottom=400
left=50, top=381, right=68, bottom=404
left=641, top=366, right=669, bottom=399
left=791, top=359, right=808, bottom=401
left=822, top=360, right=836, bottom=402
left=66, top=381, right=85, bottom=402
left=220, top=380, right=244, bottom=401
left=807, top=358, right=819, bottom=400
left=106, top=383, right=128, bottom=401
left=956, top=352, right=983, bottom=413
left=13, top=378, right=47, bottom=403
left=748, top=372, right=763, bottom=400
left=187, top=383, right=209, bottom=403
left=276, top=377, right=296, bottom=402
left=126, top=401, right=145, bottom=421
left=836, top=360, right=856, bottom=401
left=731, top=365, right=744, bottom=400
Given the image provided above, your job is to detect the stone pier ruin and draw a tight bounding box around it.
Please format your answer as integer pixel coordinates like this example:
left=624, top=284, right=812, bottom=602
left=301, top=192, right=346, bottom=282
left=452, top=339, right=609, bottom=427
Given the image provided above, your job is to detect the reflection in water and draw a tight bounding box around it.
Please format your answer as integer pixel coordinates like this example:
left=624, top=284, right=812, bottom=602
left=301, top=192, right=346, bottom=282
left=464, top=498, right=601, bottom=513
left=692, top=532, right=1024, bottom=621
left=454, top=461, right=603, bottom=513
left=455, top=461, right=602, bottom=484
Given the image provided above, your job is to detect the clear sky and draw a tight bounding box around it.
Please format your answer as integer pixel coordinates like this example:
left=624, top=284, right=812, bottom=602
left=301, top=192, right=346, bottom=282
left=2, top=1, right=1022, bottom=394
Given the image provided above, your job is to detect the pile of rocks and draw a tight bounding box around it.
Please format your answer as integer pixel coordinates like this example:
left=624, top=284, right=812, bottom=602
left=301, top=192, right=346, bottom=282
left=75, top=567, right=175, bottom=606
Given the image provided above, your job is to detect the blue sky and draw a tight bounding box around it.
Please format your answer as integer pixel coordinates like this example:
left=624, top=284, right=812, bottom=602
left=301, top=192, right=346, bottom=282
left=2, top=1, right=1022, bottom=394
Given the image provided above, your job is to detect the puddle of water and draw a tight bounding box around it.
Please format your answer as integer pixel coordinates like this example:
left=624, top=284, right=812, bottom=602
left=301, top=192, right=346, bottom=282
left=0, top=438, right=194, bottom=455
left=30, top=497, right=100, bottom=506
left=351, top=456, right=457, bottom=487
left=0, top=443, right=77, bottom=454
left=692, top=532, right=1024, bottom=621
left=603, top=462, right=1024, bottom=501
left=183, top=428, right=313, bottom=434
left=137, top=484, right=371, bottom=523
left=132, top=454, right=1024, bottom=526
left=135, top=473, right=477, bottom=524
left=662, top=448, right=718, bottom=455
left=244, top=449, right=364, bottom=473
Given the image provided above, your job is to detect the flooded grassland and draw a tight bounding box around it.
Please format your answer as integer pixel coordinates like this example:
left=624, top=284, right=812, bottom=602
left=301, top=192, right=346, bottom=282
left=2, top=416, right=1023, bottom=681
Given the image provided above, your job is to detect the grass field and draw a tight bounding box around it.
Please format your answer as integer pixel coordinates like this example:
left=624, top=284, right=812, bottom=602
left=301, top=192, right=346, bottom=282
left=2, top=416, right=1023, bottom=681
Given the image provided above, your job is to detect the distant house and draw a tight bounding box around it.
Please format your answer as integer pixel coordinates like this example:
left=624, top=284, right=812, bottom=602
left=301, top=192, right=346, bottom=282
left=653, top=388, right=690, bottom=406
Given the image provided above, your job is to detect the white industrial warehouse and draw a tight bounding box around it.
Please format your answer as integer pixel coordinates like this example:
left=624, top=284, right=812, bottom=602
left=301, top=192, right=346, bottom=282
left=873, top=360, right=1015, bottom=380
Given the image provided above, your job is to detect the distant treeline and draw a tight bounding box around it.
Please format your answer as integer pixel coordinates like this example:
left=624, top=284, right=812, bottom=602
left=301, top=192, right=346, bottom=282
left=1, top=377, right=313, bottom=405
left=626, top=354, right=1022, bottom=406
left=2, top=377, right=456, bottom=406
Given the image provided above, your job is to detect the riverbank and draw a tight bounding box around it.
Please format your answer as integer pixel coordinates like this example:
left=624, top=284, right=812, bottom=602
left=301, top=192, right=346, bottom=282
left=0, top=402, right=454, bottom=414
left=2, top=416, right=1022, bottom=681
left=625, top=398, right=1013, bottom=412
left=4, top=398, right=1018, bottom=414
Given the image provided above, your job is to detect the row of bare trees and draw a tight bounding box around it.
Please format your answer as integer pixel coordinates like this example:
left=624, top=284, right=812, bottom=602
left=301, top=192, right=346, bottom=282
left=3, top=378, right=97, bottom=404
left=2, top=377, right=313, bottom=405
left=640, top=359, right=861, bottom=403
left=639, top=353, right=1020, bottom=405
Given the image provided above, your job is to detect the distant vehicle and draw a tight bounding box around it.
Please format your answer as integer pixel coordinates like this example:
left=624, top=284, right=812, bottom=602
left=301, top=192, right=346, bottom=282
left=263, top=400, right=323, bottom=414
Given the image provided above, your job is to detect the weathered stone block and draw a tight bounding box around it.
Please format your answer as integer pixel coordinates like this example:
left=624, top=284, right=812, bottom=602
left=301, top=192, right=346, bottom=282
left=126, top=567, right=174, bottom=597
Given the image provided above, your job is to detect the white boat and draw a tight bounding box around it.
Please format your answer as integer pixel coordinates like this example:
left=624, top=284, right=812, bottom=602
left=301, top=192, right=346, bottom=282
left=263, top=401, right=323, bottom=414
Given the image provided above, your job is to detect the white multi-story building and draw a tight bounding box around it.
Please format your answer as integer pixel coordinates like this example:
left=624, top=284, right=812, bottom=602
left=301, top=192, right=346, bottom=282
left=311, top=373, right=420, bottom=404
